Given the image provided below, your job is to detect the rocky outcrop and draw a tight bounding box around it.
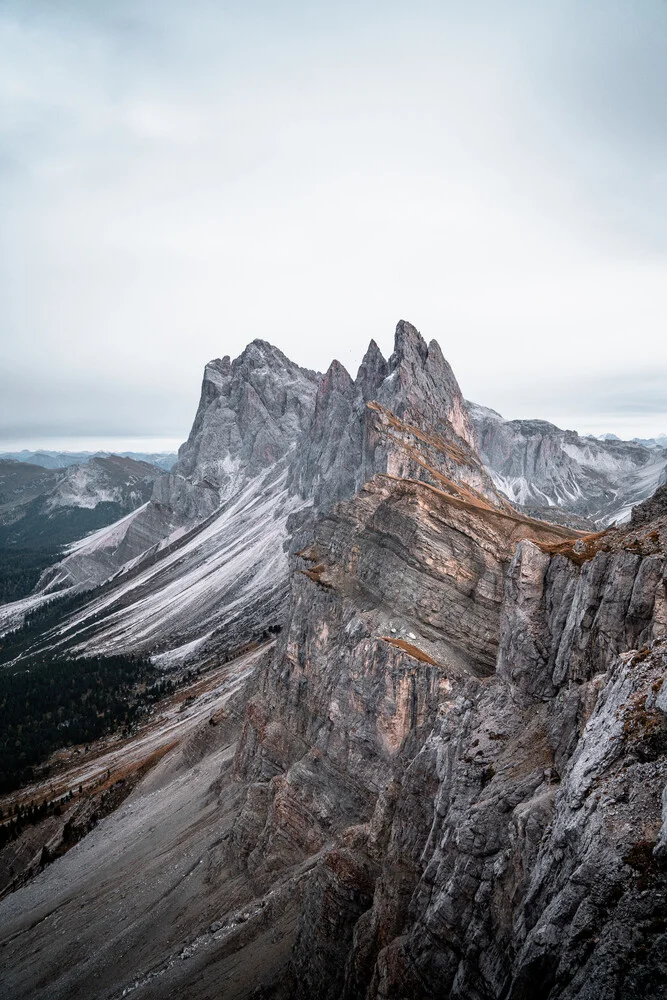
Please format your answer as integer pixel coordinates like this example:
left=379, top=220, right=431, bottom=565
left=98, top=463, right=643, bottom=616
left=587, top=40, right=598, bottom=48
left=223, top=477, right=667, bottom=999
left=289, top=322, right=502, bottom=516
left=6, top=323, right=508, bottom=659
left=468, top=401, right=667, bottom=527
left=632, top=484, right=667, bottom=527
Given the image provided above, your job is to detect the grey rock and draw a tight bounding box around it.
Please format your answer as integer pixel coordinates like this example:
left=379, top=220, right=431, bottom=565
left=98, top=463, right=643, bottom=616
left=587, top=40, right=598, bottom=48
left=633, top=484, right=667, bottom=527
left=12, top=322, right=508, bottom=659
left=226, top=480, right=667, bottom=1000
left=468, top=400, right=667, bottom=527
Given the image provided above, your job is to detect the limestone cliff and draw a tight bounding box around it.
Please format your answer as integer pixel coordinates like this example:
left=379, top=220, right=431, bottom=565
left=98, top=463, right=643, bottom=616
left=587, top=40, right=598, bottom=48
left=6, top=323, right=506, bottom=660
left=227, top=478, right=667, bottom=999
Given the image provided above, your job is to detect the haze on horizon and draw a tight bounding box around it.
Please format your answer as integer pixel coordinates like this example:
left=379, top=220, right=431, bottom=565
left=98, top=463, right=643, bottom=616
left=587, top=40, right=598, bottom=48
left=1, top=0, right=666, bottom=451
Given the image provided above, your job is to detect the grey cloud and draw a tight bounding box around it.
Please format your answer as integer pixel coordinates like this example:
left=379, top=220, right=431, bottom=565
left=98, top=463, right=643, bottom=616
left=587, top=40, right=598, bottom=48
left=1, top=0, right=666, bottom=447
left=479, top=370, right=667, bottom=438
left=0, top=374, right=196, bottom=440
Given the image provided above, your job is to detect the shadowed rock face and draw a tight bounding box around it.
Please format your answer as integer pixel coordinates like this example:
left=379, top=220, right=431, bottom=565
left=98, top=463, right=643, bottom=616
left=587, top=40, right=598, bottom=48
left=226, top=481, right=667, bottom=1000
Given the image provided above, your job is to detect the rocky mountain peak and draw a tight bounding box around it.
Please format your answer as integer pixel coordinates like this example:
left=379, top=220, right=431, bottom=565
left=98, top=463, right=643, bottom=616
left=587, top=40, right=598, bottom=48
left=199, top=356, right=232, bottom=404
left=378, top=321, right=476, bottom=449
left=390, top=318, right=429, bottom=365
left=287, top=321, right=502, bottom=517
left=319, top=358, right=355, bottom=397
left=237, top=338, right=305, bottom=374
left=355, top=339, right=388, bottom=400
left=167, top=340, right=321, bottom=517
left=22, top=320, right=508, bottom=656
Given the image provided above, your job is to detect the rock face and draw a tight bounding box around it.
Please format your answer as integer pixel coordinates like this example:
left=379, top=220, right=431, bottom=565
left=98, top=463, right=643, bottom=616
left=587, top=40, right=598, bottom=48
left=289, top=321, right=499, bottom=514
left=632, top=484, right=667, bottom=527
left=468, top=401, right=667, bottom=527
left=1, top=325, right=666, bottom=998
left=225, top=479, right=667, bottom=1000
left=162, top=341, right=321, bottom=520
left=6, top=323, right=506, bottom=658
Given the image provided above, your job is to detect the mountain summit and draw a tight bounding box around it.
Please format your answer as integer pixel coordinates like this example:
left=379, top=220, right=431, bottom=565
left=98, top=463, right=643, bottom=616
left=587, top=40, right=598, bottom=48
left=7, top=322, right=506, bottom=661
left=0, top=322, right=666, bottom=1000
left=2, top=322, right=665, bottom=665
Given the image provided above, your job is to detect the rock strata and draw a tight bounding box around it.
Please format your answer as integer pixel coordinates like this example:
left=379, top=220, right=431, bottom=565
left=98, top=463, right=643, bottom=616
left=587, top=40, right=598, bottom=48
left=227, top=478, right=667, bottom=999
left=8, top=323, right=507, bottom=660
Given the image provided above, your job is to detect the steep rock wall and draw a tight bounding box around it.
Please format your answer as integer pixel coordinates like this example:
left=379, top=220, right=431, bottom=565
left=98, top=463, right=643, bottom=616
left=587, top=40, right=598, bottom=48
left=229, top=481, right=667, bottom=999
left=8, top=322, right=508, bottom=659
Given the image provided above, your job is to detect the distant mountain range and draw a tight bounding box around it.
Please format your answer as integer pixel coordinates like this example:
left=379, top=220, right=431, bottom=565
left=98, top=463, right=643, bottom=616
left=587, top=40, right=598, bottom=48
left=468, top=403, right=667, bottom=527
left=0, top=450, right=177, bottom=471
left=598, top=432, right=667, bottom=448
left=0, top=456, right=167, bottom=604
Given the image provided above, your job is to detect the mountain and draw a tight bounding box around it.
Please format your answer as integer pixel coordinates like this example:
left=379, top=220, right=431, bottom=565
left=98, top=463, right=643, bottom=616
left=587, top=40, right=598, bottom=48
left=0, top=456, right=166, bottom=546
left=631, top=435, right=667, bottom=450
left=0, top=323, right=507, bottom=662
left=1, top=409, right=665, bottom=999
left=0, top=456, right=166, bottom=605
left=0, top=450, right=177, bottom=470
left=468, top=402, right=667, bottom=526
left=0, top=321, right=665, bottom=999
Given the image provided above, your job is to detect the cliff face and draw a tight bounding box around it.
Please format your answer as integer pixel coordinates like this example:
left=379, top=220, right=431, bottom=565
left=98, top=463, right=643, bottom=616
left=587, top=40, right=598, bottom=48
left=468, top=402, right=667, bottom=527
left=1, top=352, right=666, bottom=1000
left=162, top=341, right=321, bottom=520
left=289, top=321, right=500, bottom=515
left=9, top=323, right=506, bottom=659
left=228, top=479, right=667, bottom=999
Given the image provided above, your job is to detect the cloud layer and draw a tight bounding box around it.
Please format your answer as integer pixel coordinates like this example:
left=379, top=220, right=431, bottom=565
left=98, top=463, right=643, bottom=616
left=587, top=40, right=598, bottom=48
left=1, top=0, right=666, bottom=447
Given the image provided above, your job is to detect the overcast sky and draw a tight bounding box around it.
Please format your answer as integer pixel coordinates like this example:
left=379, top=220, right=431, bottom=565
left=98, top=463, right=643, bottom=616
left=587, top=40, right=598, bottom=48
left=1, top=0, right=666, bottom=450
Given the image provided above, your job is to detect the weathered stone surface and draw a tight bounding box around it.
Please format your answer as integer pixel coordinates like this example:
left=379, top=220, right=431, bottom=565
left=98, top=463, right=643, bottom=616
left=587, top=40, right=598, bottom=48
left=172, top=341, right=320, bottom=516
left=468, top=401, right=667, bottom=527
left=289, top=320, right=505, bottom=517
left=14, top=322, right=509, bottom=660
left=227, top=482, right=667, bottom=1000
left=633, top=484, right=667, bottom=527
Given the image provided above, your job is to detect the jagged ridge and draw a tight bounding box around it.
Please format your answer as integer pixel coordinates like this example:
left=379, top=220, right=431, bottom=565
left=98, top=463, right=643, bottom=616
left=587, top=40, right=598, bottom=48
left=1, top=322, right=506, bottom=660
left=468, top=401, right=667, bottom=527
